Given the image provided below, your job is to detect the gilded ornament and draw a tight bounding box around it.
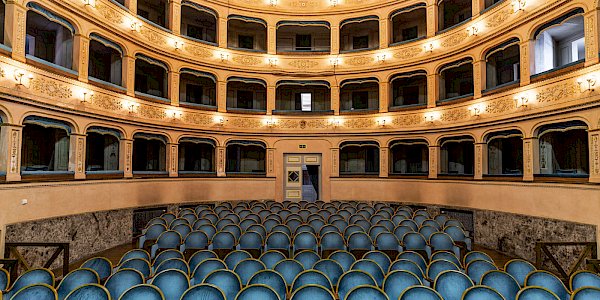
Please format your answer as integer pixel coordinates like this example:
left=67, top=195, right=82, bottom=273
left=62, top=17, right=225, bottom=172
left=486, top=9, right=511, bottom=28
left=393, top=47, right=422, bottom=59
left=392, top=115, right=422, bottom=126
left=440, top=109, right=469, bottom=122
left=441, top=32, right=468, bottom=48
left=346, top=57, right=374, bottom=66
left=289, top=60, right=319, bottom=69
left=184, top=45, right=212, bottom=58
left=137, top=105, right=166, bottom=119
left=90, top=94, right=122, bottom=111
left=232, top=55, right=262, bottom=66
left=535, top=83, right=578, bottom=103
left=29, top=78, right=73, bottom=99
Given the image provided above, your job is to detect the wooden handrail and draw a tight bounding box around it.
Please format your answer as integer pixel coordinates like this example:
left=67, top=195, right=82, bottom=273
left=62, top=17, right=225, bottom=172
left=535, top=242, right=597, bottom=281
left=4, top=242, right=69, bottom=278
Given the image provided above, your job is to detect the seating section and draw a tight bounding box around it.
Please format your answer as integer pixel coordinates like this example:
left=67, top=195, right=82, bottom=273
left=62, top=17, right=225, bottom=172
left=2, top=200, right=599, bottom=300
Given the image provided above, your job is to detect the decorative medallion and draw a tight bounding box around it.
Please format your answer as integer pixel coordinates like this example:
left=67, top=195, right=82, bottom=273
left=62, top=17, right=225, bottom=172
left=289, top=60, right=318, bottom=69
left=394, top=47, right=422, bottom=59
left=346, top=57, right=374, bottom=66
left=232, top=55, right=262, bottom=66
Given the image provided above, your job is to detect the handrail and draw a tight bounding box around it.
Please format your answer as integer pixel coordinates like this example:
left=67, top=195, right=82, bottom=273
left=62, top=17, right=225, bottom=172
left=4, top=242, right=70, bottom=278
left=535, top=242, right=597, bottom=281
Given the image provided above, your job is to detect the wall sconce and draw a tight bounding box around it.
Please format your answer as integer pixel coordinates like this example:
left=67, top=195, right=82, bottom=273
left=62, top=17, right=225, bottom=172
left=173, top=41, right=183, bottom=51
left=513, top=0, right=525, bottom=12
left=330, top=0, right=338, bottom=6
left=469, top=106, right=482, bottom=117
left=269, top=0, right=277, bottom=6
left=376, top=54, right=387, bottom=64
left=330, top=118, right=341, bottom=128
left=467, top=26, right=478, bottom=36
left=81, top=91, right=93, bottom=103
left=268, top=58, right=278, bottom=67
left=424, top=112, right=439, bottom=123
left=214, top=116, right=225, bottom=126
left=265, top=117, right=276, bottom=128
left=424, top=43, right=434, bottom=53
left=514, top=96, right=529, bottom=108
left=166, top=109, right=182, bottom=120
left=577, top=76, right=596, bottom=92
left=83, top=0, right=96, bottom=8
left=220, top=53, right=229, bottom=62
left=130, top=21, right=142, bottom=32
left=123, top=100, right=139, bottom=114
left=14, top=70, right=33, bottom=87
left=376, top=119, right=387, bottom=127
left=330, top=58, right=340, bottom=67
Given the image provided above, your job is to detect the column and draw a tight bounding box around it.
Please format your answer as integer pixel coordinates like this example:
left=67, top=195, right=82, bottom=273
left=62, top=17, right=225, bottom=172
left=169, top=0, right=182, bottom=34
left=216, top=146, right=226, bottom=177
left=379, top=18, right=388, bottom=49
left=522, top=137, right=538, bottom=181
left=267, top=148, right=275, bottom=177
left=427, top=74, right=439, bottom=108
left=331, top=26, right=339, bottom=54
left=123, top=55, right=136, bottom=97
left=330, top=148, right=339, bottom=177
left=125, top=0, right=137, bottom=15
left=73, top=35, right=90, bottom=83
left=69, top=134, right=86, bottom=180
left=0, top=124, right=23, bottom=182
left=584, top=9, right=600, bottom=66
left=121, top=139, right=133, bottom=178
left=473, top=60, right=485, bottom=98
left=167, top=143, right=178, bottom=177
left=428, top=145, right=439, bottom=179
left=520, top=40, right=532, bottom=86
left=218, top=18, right=228, bottom=48
left=589, top=129, right=600, bottom=183
left=331, top=85, right=340, bottom=115
left=426, top=4, right=438, bottom=37
left=380, top=147, right=389, bottom=178
left=217, top=81, right=227, bottom=112
left=474, top=142, right=485, bottom=180
left=379, top=81, right=389, bottom=113
left=267, top=85, right=276, bottom=115
left=5, top=2, right=27, bottom=62
left=168, top=71, right=180, bottom=106
left=267, top=25, right=276, bottom=54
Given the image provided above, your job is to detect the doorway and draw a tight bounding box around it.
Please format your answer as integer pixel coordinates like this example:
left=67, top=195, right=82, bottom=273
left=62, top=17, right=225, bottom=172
left=283, top=154, right=321, bottom=201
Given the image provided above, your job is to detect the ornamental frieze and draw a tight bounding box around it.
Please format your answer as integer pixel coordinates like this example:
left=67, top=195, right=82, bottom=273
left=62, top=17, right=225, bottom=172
left=29, top=78, right=73, bottom=99
left=137, top=105, right=166, bottom=119
left=392, top=115, right=423, bottom=126
left=440, top=108, right=469, bottom=122
left=394, top=47, right=422, bottom=60
left=182, top=113, right=213, bottom=125
left=229, top=118, right=263, bottom=128
left=345, top=57, right=375, bottom=66
left=485, top=97, right=515, bottom=114
left=441, top=32, right=468, bottom=48
left=485, top=8, right=512, bottom=28
left=184, top=45, right=212, bottom=58
left=95, top=3, right=124, bottom=25
left=535, top=82, right=579, bottom=104
left=90, top=94, right=123, bottom=111
left=288, top=60, right=319, bottom=69
left=343, top=118, right=375, bottom=129
left=232, top=56, right=262, bottom=66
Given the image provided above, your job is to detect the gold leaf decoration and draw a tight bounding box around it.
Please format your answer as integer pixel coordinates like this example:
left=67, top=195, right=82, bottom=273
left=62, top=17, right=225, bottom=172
left=95, top=3, right=124, bottom=25
left=183, top=113, right=212, bottom=125
left=393, top=115, right=422, bottom=126
left=140, top=28, right=166, bottom=46
left=229, top=118, right=262, bottom=128
left=440, top=109, right=469, bottom=122
left=535, top=83, right=579, bottom=103
left=29, top=78, right=73, bottom=99
left=344, top=118, right=374, bottom=129
left=289, top=60, right=319, bottom=69
left=184, top=45, right=212, bottom=58
left=345, top=57, right=374, bottom=66
left=441, top=32, right=468, bottom=48
left=91, top=94, right=122, bottom=111
left=394, top=47, right=422, bottom=59
left=137, top=105, right=166, bottom=119
left=485, top=97, right=515, bottom=114
left=486, top=9, right=512, bottom=28
left=232, top=55, right=262, bottom=66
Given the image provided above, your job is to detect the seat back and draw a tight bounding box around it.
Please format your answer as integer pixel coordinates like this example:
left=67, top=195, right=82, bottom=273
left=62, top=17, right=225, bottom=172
left=181, top=284, right=226, bottom=300
left=525, top=270, right=570, bottom=300
left=329, top=251, right=356, bottom=272
left=154, top=249, right=184, bottom=267
left=233, top=259, right=266, bottom=285
left=433, top=270, right=474, bottom=300
left=104, top=269, right=144, bottom=300
left=248, top=270, right=287, bottom=300
left=505, top=259, right=536, bottom=287
left=462, top=286, right=505, bottom=300
left=6, top=268, right=55, bottom=299
left=294, top=232, right=318, bottom=253
left=397, top=251, right=427, bottom=275
left=11, top=283, right=57, bottom=300
left=266, top=231, right=291, bottom=253
left=347, top=232, right=373, bottom=251
left=183, top=231, right=209, bottom=251
left=239, top=232, right=263, bottom=251
left=64, top=283, right=110, bottom=300
left=346, top=285, right=388, bottom=300
left=290, top=284, right=335, bottom=300
left=481, top=270, right=520, bottom=300
left=426, top=259, right=460, bottom=282
left=389, top=259, right=424, bottom=280
left=224, top=250, right=253, bottom=270
left=572, top=287, right=600, bottom=300
left=399, top=286, right=443, bottom=300
left=291, top=270, right=333, bottom=293
left=375, top=232, right=400, bottom=252
left=151, top=269, right=189, bottom=300
left=81, top=257, right=113, bottom=281
left=351, top=259, right=385, bottom=287
left=402, top=232, right=428, bottom=251
left=236, top=284, right=279, bottom=300
left=191, top=258, right=227, bottom=285
left=382, top=270, right=422, bottom=300
left=294, top=250, right=320, bottom=269
left=212, top=231, right=237, bottom=250
left=188, top=250, right=218, bottom=272
left=337, top=270, right=377, bottom=300
left=516, top=286, right=560, bottom=300
left=155, top=258, right=190, bottom=276
left=259, top=250, right=287, bottom=269
left=119, top=284, right=164, bottom=300
left=431, top=251, right=460, bottom=268
left=466, top=259, right=498, bottom=284
left=571, top=271, right=600, bottom=291
left=313, top=259, right=344, bottom=289
left=363, top=251, right=392, bottom=274
left=203, top=269, right=242, bottom=300
left=274, top=259, right=305, bottom=287
left=57, top=268, right=100, bottom=300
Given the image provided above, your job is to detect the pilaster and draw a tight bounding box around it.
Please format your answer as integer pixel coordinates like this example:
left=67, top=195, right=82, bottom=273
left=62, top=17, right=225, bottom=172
left=584, top=9, right=599, bottom=66
left=520, top=40, right=532, bottom=86
left=267, top=85, right=276, bottom=115
left=0, top=124, right=22, bottom=182
left=426, top=4, right=438, bottom=37
left=379, top=19, right=388, bottom=49
left=379, top=81, right=389, bottom=113
left=473, top=60, right=485, bottom=98
left=125, top=0, right=137, bottom=15
left=331, top=85, right=340, bottom=115
left=5, top=2, right=27, bottom=62
left=522, top=137, right=538, bottom=182
left=380, top=147, right=388, bottom=178
left=472, top=0, right=482, bottom=18
left=267, top=148, right=275, bottom=177
left=589, top=129, right=600, bottom=183
left=427, top=74, right=438, bottom=108
left=73, top=35, right=90, bottom=83
left=331, top=26, right=339, bottom=54
left=167, top=143, right=178, bottom=177
left=169, top=0, right=182, bottom=34
left=474, top=142, right=485, bottom=180
left=124, top=55, right=136, bottom=97
left=268, top=25, right=276, bottom=54
left=69, top=134, right=86, bottom=180
left=121, top=139, right=133, bottom=178
left=218, top=18, right=228, bottom=48
left=168, top=71, right=179, bottom=106
left=428, top=145, right=439, bottom=179
left=217, top=81, right=227, bottom=112
left=330, top=148, right=339, bottom=177
left=216, top=146, right=226, bottom=177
